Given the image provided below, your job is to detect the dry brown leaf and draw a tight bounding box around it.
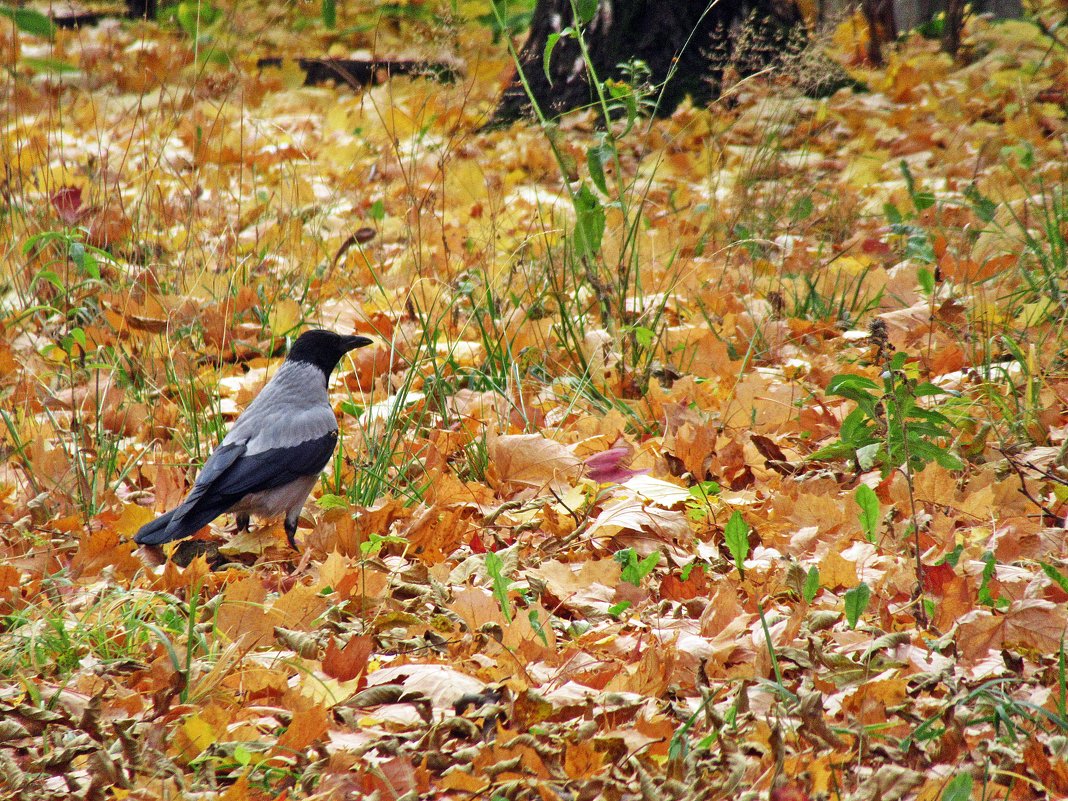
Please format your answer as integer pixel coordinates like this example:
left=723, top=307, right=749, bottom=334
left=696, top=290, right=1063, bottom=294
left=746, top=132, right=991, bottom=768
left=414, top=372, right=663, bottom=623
left=585, top=497, right=691, bottom=550
left=365, top=664, right=485, bottom=711
left=322, top=635, right=373, bottom=683
left=487, top=433, right=583, bottom=489
left=957, top=599, right=1068, bottom=662
left=215, top=576, right=273, bottom=648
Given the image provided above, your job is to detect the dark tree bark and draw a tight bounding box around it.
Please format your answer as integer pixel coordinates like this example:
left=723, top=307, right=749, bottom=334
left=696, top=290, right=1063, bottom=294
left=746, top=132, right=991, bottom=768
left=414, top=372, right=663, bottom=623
left=491, top=0, right=811, bottom=125
left=126, top=0, right=157, bottom=19
left=492, top=0, right=1025, bottom=121
left=863, top=0, right=1023, bottom=63
left=892, top=0, right=1022, bottom=36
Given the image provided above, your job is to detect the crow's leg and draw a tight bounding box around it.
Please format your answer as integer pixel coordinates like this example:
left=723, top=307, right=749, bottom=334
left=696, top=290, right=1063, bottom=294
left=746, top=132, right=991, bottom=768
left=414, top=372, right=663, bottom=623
left=284, top=507, right=301, bottom=550
left=236, top=513, right=250, bottom=532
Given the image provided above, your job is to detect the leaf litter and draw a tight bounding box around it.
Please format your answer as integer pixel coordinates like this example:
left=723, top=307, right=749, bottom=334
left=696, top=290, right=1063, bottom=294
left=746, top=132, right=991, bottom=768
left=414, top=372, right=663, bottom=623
left=1, top=1, right=1068, bottom=799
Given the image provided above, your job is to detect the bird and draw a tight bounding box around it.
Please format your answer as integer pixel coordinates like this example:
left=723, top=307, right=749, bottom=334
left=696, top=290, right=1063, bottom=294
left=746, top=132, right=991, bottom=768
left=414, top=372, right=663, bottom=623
left=135, top=329, right=373, bottom=550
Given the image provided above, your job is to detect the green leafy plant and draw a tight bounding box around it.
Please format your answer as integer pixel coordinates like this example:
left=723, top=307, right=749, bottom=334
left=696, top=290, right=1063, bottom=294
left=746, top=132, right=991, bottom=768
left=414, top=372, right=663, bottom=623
left=802, top=566, right=820, bottom=604
left=977, top=552, right=1008, bottom=609
left=686, top=480, right=721, bottom=522
left=884, top=161, right=937, bottom=265
left=321, top=0, right=336, bottom=29
left=0, top=4, right=54, bottom=38
left=486, top=551, right=513, bottom=622
left=855, top=483, right=880, bottom=542
left=616, top=548, right=660, bottom=586
left=723, top=511, right=750, bottom=579
left=756, top=602, right=795, bottom=702
left=940, top=773, right=972, bottom=801
left=490, top=0, right=686, bottom=400
left=813, top=351, right=963, bottom=477
left=478, top=0, right=535, bottom=43
left=844, top=582, right=870, bottom=629
left=14, top=227, right=140, bottom=520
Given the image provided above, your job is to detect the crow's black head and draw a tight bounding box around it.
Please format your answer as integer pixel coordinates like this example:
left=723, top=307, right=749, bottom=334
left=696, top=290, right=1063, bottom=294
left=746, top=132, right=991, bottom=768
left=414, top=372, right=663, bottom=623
left=286, top=329, right=373, bottom=375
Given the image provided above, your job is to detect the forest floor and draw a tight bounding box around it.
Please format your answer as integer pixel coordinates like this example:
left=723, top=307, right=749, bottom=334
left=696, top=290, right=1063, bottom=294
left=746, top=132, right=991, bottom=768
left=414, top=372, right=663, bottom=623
left=1, top=2, right=1068, bottom=799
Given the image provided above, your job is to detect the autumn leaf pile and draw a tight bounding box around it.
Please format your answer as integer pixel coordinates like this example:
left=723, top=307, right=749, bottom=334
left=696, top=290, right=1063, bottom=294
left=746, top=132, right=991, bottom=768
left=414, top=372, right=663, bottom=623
left=1, top=2, right=1068, bottom=799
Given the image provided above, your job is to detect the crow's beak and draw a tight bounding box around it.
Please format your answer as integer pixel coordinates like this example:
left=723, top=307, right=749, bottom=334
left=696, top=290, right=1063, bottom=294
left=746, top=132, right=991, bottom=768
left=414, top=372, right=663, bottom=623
left=342, top=335, right=374, bottom=352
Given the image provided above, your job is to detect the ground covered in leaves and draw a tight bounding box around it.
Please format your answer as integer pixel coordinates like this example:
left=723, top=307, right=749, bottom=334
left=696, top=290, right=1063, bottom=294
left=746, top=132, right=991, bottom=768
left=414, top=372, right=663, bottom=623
left=2, top=2, right=1068, bottom=799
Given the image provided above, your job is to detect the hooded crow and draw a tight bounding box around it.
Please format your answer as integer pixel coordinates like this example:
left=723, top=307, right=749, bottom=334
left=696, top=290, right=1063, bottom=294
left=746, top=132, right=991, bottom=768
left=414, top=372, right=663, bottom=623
left=135, top=329, right=373, bottom=549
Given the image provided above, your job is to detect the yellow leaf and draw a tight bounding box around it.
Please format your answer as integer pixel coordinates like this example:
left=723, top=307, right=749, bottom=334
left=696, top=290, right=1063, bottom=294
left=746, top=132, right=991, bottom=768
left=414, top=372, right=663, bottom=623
left=844, top=152, right=887, bottom=188
left=182, top=714, right=217, bottom=753
left=445, top=160, right=490, bottom=205
left=268, top=299, right=302, bottom=336
left=115, top=503, right=156, bottom=537
left=1017, top=297, right=1053, bottom=327
left=316, top=550, right=351, bottom=592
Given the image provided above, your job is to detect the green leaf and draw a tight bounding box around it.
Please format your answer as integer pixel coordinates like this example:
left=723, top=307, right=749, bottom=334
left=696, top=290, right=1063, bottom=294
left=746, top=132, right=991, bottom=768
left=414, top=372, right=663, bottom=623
left=608, top=80, right=639, bottom=131
left=572, top=183, right=605, bottom=259
left=1041, top=562, right=1068, bottom=594
left=316, top=494, right=348, bottom=510
left=906, top=233, right=936, bottom=263
left=940, top=773, right=972, bottom=801
left=964, top=184, right=996, bottom=222
left=586, top=138, right=609, bottom=194
left=724, top=511, right=749, bottom=578
left=339, top=399, right=364, bottom=417
left=917, top=267, right=935, bottom=295
left=485, top=551, right=512, bottom=622
left=839, top=408, right=877, bottom=448
left=999, top=142, right=1034, bottom=169
left=900, top=159, right=935, bottom=210
left=543, top=28, right=572, bottom=83
left=977, top=551, right=999, bottom=607
left=939, top=544, right=963, bottom=568
left=82, top=251, right=101, bottom=280
left=607, top=600, right=631, bottom=617
left=931, top=448, right=964, bottom=471
left=789, top=195, right=813, bottom=222
left=20, top=57, right=78, bottom=74
left=33, top=269, right=64, bottom=291
left=911, top=381, right=948, bottom=398
left=803, top=566, right=820, bottom=603
left=855, top=484, right=880, bottom=542
left=856, top=442, right=881, bottom=472
left=688, top=480, right=720, bottom=501
left=844, top=582, right=870, bottom=629
left=233, top=744, right=253, bottom=766
left=0, top=5, right=56, bottom=38
left=809, top=441, right=854, bottom=461
left=900, top=160, right=918, bottom=197
left=632, top=325, right=654, bottom=349
left=573, top=0, right=598, bottom=24
left=321, top=0, right=336, bottom=28
left=826, top=373, right=880, bottom=395
left=369, top=199, right=385, bottom=220
left=619, top=548, right=659, bottom=586
left=528, top=609, right=549, bottom=646
left=912, top=192, right=936, bottom=211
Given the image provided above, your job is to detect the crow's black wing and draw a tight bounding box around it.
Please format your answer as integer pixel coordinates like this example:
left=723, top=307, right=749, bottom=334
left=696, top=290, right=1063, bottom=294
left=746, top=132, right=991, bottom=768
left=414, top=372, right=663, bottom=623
left=136, top=416, right=340, bottom=546
left=210, top=430, right=339, bottom=498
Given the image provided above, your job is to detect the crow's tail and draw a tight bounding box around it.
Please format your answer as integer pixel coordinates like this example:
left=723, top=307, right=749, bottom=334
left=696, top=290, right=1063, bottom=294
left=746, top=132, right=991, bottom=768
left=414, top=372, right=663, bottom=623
left=134, top=509, right=179, bottom=545
left=134, top=498, right=235, bottom=545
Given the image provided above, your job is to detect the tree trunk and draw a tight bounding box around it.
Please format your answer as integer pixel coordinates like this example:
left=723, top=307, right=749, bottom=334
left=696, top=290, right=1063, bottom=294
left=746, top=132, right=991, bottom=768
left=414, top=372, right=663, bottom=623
left=892, top=0, right=1022, bottom=34
left=867, top=0, right=1023, bottom=62
left=491, top=0, right=805, bottom=125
